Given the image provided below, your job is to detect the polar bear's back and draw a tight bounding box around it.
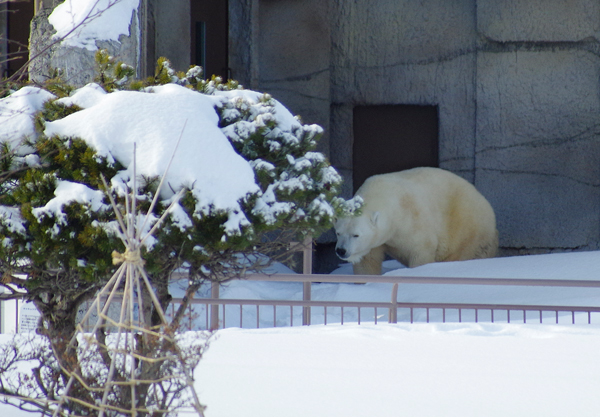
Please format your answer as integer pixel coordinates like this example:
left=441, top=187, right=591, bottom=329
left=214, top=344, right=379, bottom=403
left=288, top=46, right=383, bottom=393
left=357, top=167, right=498, bottom=265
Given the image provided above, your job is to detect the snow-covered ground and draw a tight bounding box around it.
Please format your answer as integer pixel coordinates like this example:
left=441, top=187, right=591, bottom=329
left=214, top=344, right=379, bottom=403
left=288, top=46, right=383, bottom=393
left=191, top=250, right=600, bottom=417
left=167, top=250, right=600, bottom=328
left=195, top=323, right=600, bottom=417
left=4, top=251, right=599, bottom=416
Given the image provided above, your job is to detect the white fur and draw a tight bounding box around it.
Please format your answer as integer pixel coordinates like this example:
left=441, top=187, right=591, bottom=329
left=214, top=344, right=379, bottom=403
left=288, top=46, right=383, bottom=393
left=335, top=167, right=498, bottom=275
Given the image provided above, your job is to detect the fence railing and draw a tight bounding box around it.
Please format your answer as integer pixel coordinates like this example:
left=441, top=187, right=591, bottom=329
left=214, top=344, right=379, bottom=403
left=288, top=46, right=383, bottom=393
left=164, top=237, right=600, bottom=329
left=6, top=233, right=600, bottom=332
left=169, top=273, right=600, bottom=330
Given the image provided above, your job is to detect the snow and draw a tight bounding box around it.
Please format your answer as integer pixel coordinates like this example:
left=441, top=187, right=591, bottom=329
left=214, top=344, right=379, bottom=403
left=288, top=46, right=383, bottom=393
left=31, top=181, right=109, bottom=230
left=0, top=207, right=26, bottom=237
left=56, top=81, right=107, bottom=108
left=0, top=80, right=332, bottom=238
left=186, top=251, right=600, bottom=416
left=2, top=254, right=599, bottom=417
left=166, top=251, right=600, bottom=329
left=0, top=87, right=56, bottom=152
left=387, top=250, right=600, bottom=280
left=44, top=83, right=259, bottom=232
left=195, top=323, right=600, bottom=417
left=48, top=0, right=140, bottom=51
left=214, top=90, right=302, bottom=133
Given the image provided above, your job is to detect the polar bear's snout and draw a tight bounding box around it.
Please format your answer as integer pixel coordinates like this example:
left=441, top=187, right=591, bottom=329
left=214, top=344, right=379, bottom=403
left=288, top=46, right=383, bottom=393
left=335, top=246, right=349, bottom=259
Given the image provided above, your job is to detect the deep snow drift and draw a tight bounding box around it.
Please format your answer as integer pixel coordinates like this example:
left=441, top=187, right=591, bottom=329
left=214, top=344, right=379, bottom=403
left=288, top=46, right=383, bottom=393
left=161, top=251, right=600, bottom=417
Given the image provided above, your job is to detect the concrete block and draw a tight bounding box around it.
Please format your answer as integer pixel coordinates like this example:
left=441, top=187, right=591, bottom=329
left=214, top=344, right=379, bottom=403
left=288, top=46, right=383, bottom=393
left=476, top=50, right=600, bottom=150
left=330, top=0, right=479, bottom=181
left=329, top=103, right=353, bottom=173
left=475, top=50, right=600, bottom=250
left=332, top=0, right=476, bottom=70
left=258, top=0, right=329, bottom=81
left=155, top=0, right=190, bottom=71
left=256, top=0, right=331, bottom=155
left=478, top=0, right=600, bottom=42
left=476, top=169, right=600, bottom=250
left=331, top=53, right=478, bottom=181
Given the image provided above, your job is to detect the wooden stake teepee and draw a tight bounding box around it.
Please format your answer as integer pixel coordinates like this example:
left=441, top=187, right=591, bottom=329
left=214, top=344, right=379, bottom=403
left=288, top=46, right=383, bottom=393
left=50, top=135, right=204, bottom=416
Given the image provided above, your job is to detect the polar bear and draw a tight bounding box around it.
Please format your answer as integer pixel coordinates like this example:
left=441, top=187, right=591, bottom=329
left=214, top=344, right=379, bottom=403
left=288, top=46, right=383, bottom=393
left=335, top=167, right=498, bottom=275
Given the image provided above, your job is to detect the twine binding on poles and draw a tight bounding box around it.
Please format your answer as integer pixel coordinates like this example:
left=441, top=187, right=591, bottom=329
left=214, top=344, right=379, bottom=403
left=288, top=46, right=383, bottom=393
left=49, top=127, right=205, bottom=417
left=111, top=248, right=145, bottom=266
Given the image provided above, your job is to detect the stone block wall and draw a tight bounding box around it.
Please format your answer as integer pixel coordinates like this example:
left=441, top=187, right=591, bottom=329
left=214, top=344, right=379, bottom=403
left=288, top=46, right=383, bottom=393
left=329, top=0, right=479, bottom=182
left=234, top=0, right=600, bottom=262
left=475, top=1, right=600, bottom=253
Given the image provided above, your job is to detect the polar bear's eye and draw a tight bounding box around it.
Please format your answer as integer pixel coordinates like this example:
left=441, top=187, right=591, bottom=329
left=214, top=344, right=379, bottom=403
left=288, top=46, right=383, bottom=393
left=353, top=234, right=359, bottom=238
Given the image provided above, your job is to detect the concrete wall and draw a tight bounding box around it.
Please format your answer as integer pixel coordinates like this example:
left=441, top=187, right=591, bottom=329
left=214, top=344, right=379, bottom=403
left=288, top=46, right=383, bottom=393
left=230, top=0, right=600, bottom=266
left=475, top=0, right=600, bottom=253
left=154, top=0, right=190, bottom=72
left=28, top=0, right=182, bottom=86
left=330, top=0, right=478, bottom=190
left=257, top=0, right=331, bottom=157
left=0, top=2, right=7, bottom=78
left=230, top=0, right=331, bottom=155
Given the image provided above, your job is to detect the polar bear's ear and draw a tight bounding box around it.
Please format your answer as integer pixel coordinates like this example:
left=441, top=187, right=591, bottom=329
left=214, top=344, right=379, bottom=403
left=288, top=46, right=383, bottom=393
left=370, top=211, right=380, bottom=226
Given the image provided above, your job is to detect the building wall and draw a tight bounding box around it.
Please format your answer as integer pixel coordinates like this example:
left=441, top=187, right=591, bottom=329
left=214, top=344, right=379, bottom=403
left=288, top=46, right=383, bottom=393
left=155, top=0, right=190, bottom=72
left=475, top=0, right=600, bottom=254
left=229, top=0, right=600, bottom=262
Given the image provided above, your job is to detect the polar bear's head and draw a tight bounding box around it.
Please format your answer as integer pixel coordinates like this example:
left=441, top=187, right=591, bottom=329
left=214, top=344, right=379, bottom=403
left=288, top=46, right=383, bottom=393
left=334, top=212, right=380, bottom=263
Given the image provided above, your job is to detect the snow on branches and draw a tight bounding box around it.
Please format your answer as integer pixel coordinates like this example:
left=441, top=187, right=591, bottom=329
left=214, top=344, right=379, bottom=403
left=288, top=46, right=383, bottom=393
left=0, top=55, right=358, bottom=287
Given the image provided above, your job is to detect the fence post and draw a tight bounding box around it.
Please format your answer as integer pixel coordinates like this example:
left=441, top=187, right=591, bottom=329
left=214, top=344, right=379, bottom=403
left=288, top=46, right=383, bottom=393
left=210, top=281, right=220, bottom=330
left=389, top=283, right=398, bottom=323
left=302, top=235, right=312, bottom=325
left=302, top=235, right=313, bottom=274
left=302, top=282, right=311, bottom=326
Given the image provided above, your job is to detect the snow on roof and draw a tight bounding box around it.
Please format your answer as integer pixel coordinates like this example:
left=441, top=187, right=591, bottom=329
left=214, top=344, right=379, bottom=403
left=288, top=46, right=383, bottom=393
left=48, top=0, right=140, bottom=51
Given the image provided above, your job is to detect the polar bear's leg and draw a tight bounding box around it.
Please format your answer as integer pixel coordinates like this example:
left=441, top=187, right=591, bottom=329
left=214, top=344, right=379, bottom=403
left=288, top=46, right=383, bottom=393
left=353, top=245, right=386, bottom=275
left=406, top=239, right=437, bottom=268
left=407, top=252, right=436, bottom=268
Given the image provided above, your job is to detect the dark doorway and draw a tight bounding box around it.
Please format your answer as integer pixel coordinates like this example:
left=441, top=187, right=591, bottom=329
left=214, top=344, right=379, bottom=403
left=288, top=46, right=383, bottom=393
left=5, top=0, right=34, bottom=78
left=190, top=0, right=228, bottom=79
left=352, top=105, right=439, bottom=192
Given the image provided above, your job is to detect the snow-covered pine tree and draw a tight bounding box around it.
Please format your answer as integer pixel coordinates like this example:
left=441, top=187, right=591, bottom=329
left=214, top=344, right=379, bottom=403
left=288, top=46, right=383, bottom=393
left=0, top=54, right=359, bottom=404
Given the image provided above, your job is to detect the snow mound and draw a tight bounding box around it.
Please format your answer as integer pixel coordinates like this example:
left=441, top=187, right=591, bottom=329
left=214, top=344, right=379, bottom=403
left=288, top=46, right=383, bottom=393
left=44, top=83, right=259, bottom=232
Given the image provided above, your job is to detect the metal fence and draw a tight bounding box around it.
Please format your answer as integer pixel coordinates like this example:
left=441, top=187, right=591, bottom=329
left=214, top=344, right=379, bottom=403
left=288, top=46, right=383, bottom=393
left=6, top=235, right=600, bottom=332
left=165, top=237, right=600, bottom=329
left=169, top=273, right=600, bottom=330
